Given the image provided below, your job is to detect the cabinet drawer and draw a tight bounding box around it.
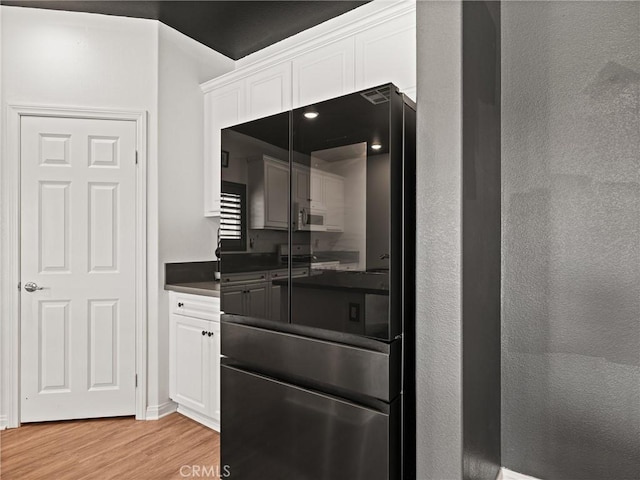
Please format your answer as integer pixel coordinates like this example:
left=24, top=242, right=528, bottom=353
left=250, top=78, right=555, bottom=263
left=171, top=292, right=220, bottom=320
left=269, top=268, right=309, bottom=280
left=222, top=271, right=268, bottom=285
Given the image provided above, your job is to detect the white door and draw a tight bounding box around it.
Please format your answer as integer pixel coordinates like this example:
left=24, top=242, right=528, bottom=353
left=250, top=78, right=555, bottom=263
left=20, top=115, right=138, bottom=422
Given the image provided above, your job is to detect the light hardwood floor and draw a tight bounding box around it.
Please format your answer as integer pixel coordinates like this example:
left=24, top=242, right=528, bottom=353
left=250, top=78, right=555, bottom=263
left=0, top=413, right=220, bottom=480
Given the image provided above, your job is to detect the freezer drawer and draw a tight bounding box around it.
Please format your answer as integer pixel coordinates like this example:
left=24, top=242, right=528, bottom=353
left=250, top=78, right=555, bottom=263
left=221, top=364, right=399, bottom=480
left=221, top=320, right=401, bottom=402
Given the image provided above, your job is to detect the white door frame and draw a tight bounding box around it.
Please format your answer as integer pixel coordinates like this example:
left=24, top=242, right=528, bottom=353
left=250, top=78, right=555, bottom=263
left=1, top=105, right=148, bottom=428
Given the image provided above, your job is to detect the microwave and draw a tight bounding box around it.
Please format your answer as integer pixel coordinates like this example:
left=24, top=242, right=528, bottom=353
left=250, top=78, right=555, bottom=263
left=295, top=203, right=327, bottom=231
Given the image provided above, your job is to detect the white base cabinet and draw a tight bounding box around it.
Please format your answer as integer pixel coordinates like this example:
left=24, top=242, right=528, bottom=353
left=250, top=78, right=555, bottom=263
left=169, top=291, right=221, bottom=431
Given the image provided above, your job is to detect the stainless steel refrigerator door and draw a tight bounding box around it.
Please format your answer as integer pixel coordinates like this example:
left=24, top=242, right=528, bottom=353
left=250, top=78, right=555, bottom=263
left=221, top=364, right=399, bottom=480
left=221, top=319, right=401, bottom=403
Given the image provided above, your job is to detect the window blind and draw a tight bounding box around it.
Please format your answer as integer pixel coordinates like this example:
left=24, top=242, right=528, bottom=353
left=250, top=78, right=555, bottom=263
left=220, top=181, right=247, bottom=251
left=220, top=191, right=243, bottom=240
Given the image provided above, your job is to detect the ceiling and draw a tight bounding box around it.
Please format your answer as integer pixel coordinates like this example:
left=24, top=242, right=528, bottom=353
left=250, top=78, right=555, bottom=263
left=0, top=1, right=369, bottom=60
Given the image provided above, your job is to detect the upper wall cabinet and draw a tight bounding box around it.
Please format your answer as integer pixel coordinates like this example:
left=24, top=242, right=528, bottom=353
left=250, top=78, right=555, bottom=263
left=248, top=155, right=289, bottom=230
left=245, top=63, right=292, bottom=122
left=354, top=13, right=417, bottom=99
left=292, top=38, right=356, bottom=108
left=204, top=83, right=246, bottom=216
left=201, top=2, right=415, bottom=217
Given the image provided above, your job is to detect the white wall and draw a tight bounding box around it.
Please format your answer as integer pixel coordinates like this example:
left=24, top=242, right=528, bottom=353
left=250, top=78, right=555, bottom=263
left=0, top=5, right=159, bottom=425
left=156, top=23, right=233, bottom=406
left=0, top=7, right=159, bottom=110
left=0, top=5, right=234, bottom=422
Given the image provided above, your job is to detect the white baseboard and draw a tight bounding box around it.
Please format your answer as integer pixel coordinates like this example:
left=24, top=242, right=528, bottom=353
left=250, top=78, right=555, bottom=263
left=0, top=415, right=7, bottom=430
left=145, top=401, right=177, bottom=420
left=500, top=467, right=542, bottom=480
left=176, top=405, right=220, bottom=432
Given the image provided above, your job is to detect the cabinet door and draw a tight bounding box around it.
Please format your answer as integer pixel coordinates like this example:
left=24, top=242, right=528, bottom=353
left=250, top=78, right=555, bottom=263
left=246, top=283, right=268, bottom=319
left=245, top=63, right=292, bottom=122
left=221, top=286, right=245, bottom=315
left=310, top=170, right=325, bottom=207
left=170, top=315, right=211, bottom=416
left=210, top=321, right=221, bottom=423
left=292, top=165, right=311, bottom=207
left=292, top=37, right=355, bottom=108
left=324, top=175, right=345, bottom=232
left=264, top=159, right=289, bottom=229
left=270, top=284, right=282, bottom=322
left=355, top=12, right=416, bottom=100
left=204, top=83, right=246, bottom=217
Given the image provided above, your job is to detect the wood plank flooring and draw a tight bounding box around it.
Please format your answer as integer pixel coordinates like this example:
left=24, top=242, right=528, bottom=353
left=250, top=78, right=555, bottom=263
left=0, top=413, right=220, bottom=480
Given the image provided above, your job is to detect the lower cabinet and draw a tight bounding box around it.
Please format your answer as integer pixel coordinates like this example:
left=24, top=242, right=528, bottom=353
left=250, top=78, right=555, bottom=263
left=221, top=271, right=269, bottom=319
left=169, top=291, right=221, bottom=431
left=222, top=269, right=310, bottom=322
left=268, top=268, right=309, bottom=322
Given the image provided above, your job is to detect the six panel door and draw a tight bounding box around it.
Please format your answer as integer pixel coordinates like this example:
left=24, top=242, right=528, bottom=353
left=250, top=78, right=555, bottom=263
left=20, top=115, right=137, bottom=422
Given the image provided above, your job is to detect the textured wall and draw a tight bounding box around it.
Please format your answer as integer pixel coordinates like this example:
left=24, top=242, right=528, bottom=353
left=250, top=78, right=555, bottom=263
left=502, top=2, right=640, bottom=479
left=415, top=2, right=463, bottom=479
left=462, top=2, right=501, bottom=480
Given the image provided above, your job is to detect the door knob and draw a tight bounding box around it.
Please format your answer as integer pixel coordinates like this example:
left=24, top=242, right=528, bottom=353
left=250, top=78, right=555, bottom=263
left=24, top=282, right=44, bottom=293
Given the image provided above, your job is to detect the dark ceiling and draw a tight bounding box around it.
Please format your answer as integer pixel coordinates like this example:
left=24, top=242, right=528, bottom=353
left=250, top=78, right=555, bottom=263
left=0, top=1, right=369, bottom=60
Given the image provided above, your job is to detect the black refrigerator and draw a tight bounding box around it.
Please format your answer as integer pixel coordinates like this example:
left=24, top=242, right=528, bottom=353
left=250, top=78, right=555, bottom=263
left=219, top=84, right=416, bottom=480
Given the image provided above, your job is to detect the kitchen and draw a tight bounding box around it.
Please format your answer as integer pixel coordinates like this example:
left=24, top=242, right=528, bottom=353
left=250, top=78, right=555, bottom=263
left=2, top=2, right=637, bottom=480
left=164, top=1, right=418, bottom=473
left=0, top=1, right=419, bottom=478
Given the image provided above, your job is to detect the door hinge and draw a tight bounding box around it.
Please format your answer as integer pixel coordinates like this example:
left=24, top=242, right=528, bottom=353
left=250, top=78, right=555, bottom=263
left=135, top=374, right=138, bottom=388
left=135, top=151, right=138, bottom=165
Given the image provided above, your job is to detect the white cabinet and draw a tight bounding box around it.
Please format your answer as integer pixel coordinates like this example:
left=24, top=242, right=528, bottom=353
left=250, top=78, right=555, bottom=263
left=292, top=164, right=330, bottom=208
left=323, top=174, right=345, bottom=232
left=201, top=3, right=415, bottom=217
left=292, top=165, right=311, bottom=207
left=202, top=64, right=290, bottom=217
left=355, top=13, right=417, bottom=99
left=292, top=37, right=355, bottom=108
left=245, top=63, right=292, bottom=122
left=169, top=291, right=221, bottom=431
left=310, top=171, right=325, bottom=208
left=203, top=83, right=246, bottom=217
left=248, top=155, right=289, bottom=230
left=292, top=164, right=345, bottom=232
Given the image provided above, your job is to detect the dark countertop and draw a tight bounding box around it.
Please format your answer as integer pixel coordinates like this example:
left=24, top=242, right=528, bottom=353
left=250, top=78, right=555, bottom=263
left=165, top=281, right=220, bottom=297
left=164, top=261, right=220, bottom=297
left=272, top=270, right=389, bottom=295
left=224, top=262, right=314, bottom=274
left=224, top=263, right=287, bottom=274
left=221, top=251, right=359, bottom=274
